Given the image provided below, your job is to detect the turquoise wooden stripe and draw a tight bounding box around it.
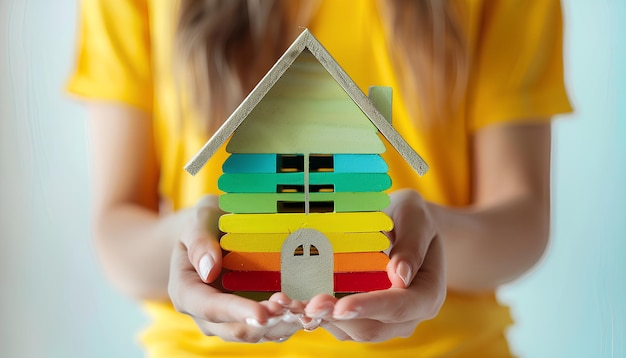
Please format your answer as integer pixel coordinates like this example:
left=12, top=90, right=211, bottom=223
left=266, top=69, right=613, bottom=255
left=219, top=192, right=390, bottom=213
left=223, top=154, right=388, bottom=173
left=222, top=154, right=277, bottom=173
left=218, top=173, right=304, bottom=193
left=333, top=154, right=388, bottom=173
left=310, top=173, right=391, bottom=192
left=219, top=172, right=391, bottom=193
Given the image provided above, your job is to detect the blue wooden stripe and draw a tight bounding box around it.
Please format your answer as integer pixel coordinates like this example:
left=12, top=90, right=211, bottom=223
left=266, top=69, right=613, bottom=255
left=222, top=154, right=277, bottom=173
left=333, top=154, right=388, bottom=173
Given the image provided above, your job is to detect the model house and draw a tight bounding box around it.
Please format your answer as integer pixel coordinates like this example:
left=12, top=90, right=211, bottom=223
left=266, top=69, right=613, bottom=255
left=185, top=29, right=428, bottom=300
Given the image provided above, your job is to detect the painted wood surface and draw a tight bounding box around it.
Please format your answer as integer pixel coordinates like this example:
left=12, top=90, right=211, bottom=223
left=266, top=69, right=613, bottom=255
left=222, top=154, right=278, bottom=173
left=222, top=271, right=392, bottom=292
left=219, top=192, right=390, bottom=213
left=220, top=232, right=390, bottom=253
left=368, top=86, right=392, bottom=124
left=224, top=252, right=389, bottom=272
left=185, top=29, right=429, bottom=177
left=225, top=50, right=386, bottom=154
left=223, top=153, right=389, bottom=174
left=332, top=154, right=388, bottom=173
left=219, top=212, right=393, bottom=233
left=280, top=228, right=334, bottom=300
left=218, top=172, right=391, bottom=193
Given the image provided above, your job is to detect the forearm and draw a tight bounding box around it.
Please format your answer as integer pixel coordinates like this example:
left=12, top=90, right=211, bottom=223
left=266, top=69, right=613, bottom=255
left=429, top=195, right=550, bottom=293
left=93, top=204, right=192, bottom=301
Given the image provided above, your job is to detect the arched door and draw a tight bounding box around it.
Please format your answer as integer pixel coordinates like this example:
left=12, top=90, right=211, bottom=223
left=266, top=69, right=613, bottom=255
left=280, top=228, right=334, bottom=300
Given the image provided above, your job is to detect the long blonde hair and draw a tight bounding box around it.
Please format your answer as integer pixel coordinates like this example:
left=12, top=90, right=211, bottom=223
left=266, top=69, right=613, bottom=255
left=175, top=0, right=468, bottom=132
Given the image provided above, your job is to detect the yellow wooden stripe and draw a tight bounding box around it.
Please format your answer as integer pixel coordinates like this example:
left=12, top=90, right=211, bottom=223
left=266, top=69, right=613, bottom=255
left=223, top=252, right=389, bottom=272
left=221, top=232, right=390, bottom=253
left=219, top=212, right=393, bottom=233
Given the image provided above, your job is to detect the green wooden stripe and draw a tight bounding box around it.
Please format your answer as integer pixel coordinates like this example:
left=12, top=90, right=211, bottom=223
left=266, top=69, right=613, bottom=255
left=219, top=193, right=304, bottom=213
left=219, top=173, right=391, bottom=193
left=368, top=86, right=392, bottom=124
left=311, top=192, right=389, bottom=212
left=226, top=50, right=386, bottom=154
left=219, top=192, right=389, bottom=213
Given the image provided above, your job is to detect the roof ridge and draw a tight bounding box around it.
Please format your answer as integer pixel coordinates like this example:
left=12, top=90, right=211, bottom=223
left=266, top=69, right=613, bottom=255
left=185, top=29, right=428, bottom=176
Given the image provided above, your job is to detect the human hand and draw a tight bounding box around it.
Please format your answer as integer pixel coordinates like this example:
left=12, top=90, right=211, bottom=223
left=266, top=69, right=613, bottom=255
left=168, top=196, right=304, bottom=342
left=304, top=189, right=446, bottom=341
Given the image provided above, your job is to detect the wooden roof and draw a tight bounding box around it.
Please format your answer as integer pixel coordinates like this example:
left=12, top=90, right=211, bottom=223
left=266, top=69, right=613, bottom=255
left=185, top=29, right=428, bottom=176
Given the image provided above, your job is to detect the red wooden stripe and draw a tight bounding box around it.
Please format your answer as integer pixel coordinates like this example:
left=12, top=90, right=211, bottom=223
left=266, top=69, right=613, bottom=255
left=223, top=271, right=280, bottom=292
left=334, top=272, right=391, bottom=292
left=222, top=271, right=391, bottom=293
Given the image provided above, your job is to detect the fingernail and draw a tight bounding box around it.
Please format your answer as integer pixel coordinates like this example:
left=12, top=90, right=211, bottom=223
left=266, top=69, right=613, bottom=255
left=245, top=317, right=264, bottom=327
left=333, top=310, right=359, bottom=320
left=397, top=261, right=412, bottom=287
left=199, top=254, right=214, bottom=281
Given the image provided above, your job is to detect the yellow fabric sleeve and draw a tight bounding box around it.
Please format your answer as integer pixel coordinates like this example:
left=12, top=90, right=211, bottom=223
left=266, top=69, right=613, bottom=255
left=67, top=0, right=153, bottom=113
left=468, top=0, right=573, bottom=131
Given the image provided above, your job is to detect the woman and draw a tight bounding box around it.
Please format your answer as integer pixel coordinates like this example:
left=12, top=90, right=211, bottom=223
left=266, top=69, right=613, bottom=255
left=68, top=0, right=572, bottom=356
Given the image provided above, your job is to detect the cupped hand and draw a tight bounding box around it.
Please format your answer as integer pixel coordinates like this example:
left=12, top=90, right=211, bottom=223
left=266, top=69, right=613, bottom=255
left=304, top=189, right=446, bottom=341
left=167, top=196, right=304, bottom=342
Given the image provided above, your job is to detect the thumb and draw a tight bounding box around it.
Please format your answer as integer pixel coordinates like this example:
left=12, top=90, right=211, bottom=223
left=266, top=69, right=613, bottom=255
left=384, top=191, right=437, bottom=289
left=182, top=196, right=224, bottom=283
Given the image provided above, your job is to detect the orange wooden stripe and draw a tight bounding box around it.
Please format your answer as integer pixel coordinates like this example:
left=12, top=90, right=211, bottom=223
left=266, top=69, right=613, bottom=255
left=223, top=252, right=389, bottom=272
left=223, top=252, right=279, bottom=271
left=335, top=252, right=389, bottom=272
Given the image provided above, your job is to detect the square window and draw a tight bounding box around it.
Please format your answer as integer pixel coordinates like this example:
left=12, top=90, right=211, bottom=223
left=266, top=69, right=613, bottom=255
left=309, top=155, right=334, bottom=172
left=277, top=154, right=304, bottom=172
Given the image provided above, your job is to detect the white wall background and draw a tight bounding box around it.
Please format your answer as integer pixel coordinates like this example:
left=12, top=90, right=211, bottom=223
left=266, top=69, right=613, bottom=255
left=0, top=1, right=623, bottom=357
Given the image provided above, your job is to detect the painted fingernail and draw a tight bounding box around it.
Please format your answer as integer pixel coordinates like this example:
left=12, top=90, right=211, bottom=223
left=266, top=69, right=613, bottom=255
left=397, top=261, right=412, bottom=287
left=245, top=317, right=263, bottom=327
left=333, top=310, right=359, bottom=320
left=199, top=254, right=214, bottom=281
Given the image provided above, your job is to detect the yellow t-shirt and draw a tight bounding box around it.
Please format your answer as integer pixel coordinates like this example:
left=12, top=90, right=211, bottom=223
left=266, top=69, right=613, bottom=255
left=68, top=0, right=572, bottom=357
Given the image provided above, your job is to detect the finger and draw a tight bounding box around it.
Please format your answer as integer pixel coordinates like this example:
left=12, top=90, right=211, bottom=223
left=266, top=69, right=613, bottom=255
left=193, top=320, right=265, bottom=343
left=333, top=236, right=445, bottom=323
left=320, top=322, right=352, bottom=341
left=385, top=190, right=437, bottom=288
left=304, top=294, right=337, bottom=320
left=169, top=242, right=273, bottom=324
left=323, top=319, right=419, bottom=342
left=181, top=200, right=223, bottom=283
left=269, top=293, right=307, bottom=317
left=261, top=320, right=302, bottom=342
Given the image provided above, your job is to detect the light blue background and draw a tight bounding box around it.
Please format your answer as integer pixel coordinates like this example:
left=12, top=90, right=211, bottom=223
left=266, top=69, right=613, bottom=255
left=1, top=1, right=624, bottom=357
